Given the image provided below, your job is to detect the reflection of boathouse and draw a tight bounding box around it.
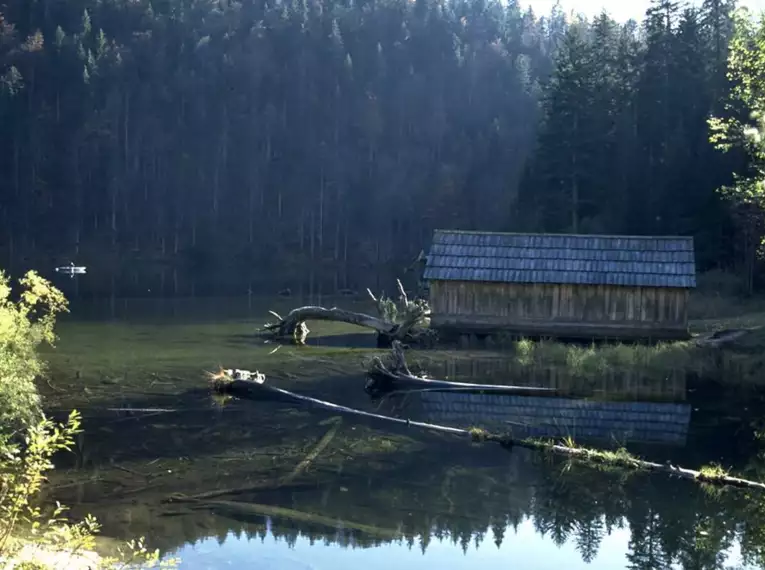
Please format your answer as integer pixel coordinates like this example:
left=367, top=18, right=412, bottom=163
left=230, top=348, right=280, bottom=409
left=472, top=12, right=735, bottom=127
left=434, top=356, right=688, bottom=402
left=412, top=391, right=691, bottom=445
left=406, top=355, right=693, bottom=444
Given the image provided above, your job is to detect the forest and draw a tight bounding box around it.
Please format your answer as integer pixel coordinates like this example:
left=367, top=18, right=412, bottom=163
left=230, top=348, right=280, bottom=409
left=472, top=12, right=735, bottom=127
left=0, top=0, right=763, bottom=294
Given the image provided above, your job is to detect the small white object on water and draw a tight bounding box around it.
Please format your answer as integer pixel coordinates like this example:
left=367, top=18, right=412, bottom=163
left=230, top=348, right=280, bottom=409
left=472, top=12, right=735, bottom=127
left=55, top=262, right=87, bottom=278
left=223, top=368, right=266, bottom=383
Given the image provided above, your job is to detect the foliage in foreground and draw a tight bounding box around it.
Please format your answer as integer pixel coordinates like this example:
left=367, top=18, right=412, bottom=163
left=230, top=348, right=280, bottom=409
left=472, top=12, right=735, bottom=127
left=0, top=269, right=177, bottom=569
left=709, top=8, right=765, bottom=292
left=0, top=411, right=178, bottom=569
left=0, top=270, right=68, bottom=433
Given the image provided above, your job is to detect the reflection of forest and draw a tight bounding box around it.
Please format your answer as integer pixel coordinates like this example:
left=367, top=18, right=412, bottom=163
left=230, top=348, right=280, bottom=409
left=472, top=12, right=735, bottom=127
left=47, top=355, right=765, bottom=570
left=72, top=444, right=765, bottom=570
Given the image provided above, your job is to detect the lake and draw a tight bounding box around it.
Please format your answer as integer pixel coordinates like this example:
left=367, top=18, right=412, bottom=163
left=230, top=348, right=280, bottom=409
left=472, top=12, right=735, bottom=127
left=39, top=294, right=765, bottom=570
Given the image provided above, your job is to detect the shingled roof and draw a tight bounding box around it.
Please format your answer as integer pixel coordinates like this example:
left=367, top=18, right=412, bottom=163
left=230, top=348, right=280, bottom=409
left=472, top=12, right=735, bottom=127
left=424, top=230, right=696, bottom=288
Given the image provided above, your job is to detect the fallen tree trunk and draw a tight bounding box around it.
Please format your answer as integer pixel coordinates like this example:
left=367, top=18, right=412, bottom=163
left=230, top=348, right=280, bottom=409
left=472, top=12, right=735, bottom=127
left=366, top=340, right=557, bottom=397
left=261, top=306, right=399, bottom=344
left=259, top=279, right=433, bottom=346
left=210, top=372, right=765, bottom=492
left=210, top=372, right=468, bottom=435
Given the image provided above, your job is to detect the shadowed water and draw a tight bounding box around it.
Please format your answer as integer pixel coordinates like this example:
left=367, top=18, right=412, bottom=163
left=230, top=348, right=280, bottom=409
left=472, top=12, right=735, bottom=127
left=39, top=296, right=765, bottom=570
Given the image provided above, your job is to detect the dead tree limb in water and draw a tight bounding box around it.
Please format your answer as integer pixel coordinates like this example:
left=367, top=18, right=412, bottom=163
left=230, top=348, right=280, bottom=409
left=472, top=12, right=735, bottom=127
left=209, top=371, right=765, bottom=493
left=164, top=416, right=342, bottom=504
left=694, top=328, right=752, bottom=348
left=365, top=341, right=558, bottom=397
left=260, top=279, right=433, bottom=346
left=189, top=500, right=402, bottom=540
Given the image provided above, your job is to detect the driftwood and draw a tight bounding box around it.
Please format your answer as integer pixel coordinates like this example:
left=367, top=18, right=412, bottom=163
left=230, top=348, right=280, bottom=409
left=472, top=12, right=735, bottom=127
left=366, top=341, right=558, bottom=397
left=262, top=306, right=400, bottom=344
left=210, top=372, right=765, bottom=493
left=260, top=279, right=432, bottom=346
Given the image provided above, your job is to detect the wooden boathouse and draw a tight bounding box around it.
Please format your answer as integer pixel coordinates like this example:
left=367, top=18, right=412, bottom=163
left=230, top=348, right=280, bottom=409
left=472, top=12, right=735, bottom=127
left=423, top=230, right=697, bottom=341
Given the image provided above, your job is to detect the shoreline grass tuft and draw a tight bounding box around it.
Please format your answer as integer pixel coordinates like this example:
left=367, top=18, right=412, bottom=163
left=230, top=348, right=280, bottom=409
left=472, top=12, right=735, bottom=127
left=521, top=437, right=641, bottom=468
left=454, top=291, right=765, bottom=384
left=698, top=463, right=730, bottom=481
left=468, top=427, right=490, bottom=442
left=511, top=338, right=704, bottom=378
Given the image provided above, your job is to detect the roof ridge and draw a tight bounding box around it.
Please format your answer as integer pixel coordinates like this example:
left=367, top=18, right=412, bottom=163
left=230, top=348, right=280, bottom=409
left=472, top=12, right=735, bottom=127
left=433, top=229, right=695, bottom=241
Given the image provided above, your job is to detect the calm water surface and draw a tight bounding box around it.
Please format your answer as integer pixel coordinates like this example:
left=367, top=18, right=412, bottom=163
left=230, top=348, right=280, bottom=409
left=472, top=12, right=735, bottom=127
left=39, top=296, right=765, bottom=570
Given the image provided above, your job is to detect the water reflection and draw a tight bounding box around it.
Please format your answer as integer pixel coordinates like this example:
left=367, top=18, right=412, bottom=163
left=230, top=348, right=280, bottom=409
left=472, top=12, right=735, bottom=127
left=428, top=355, right=689, bottom=402
left=374, top=353, right=693, bottom=447
left=53, top=398, right=765, bottom=570
left=170, top=518, right=635, bottom=570
left=398, top=391, right=691, bottom=445
left=41, top=299, right=765, bottom=570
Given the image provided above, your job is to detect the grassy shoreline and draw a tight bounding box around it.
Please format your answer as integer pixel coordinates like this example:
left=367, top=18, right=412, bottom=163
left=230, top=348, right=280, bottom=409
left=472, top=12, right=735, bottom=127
left=475, top=292, right=765, bottom=384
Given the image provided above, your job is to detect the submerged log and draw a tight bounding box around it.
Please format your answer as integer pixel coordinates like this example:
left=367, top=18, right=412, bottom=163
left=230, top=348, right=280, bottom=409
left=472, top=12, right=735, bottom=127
left=210, top=372, right=765, bottom=493
left=694, top=328, right=752, bottom=348
left=191, top=500, right=403, bottom=540
left=165, top=416, right=342, bottom=504
left=366, top=341, right=557, bottom=397
left=260, top=279, right=432, bottom=346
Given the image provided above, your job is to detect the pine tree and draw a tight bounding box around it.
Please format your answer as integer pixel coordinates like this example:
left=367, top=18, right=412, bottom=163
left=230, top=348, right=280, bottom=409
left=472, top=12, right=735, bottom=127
left=522, top=18, right=599, bottom=232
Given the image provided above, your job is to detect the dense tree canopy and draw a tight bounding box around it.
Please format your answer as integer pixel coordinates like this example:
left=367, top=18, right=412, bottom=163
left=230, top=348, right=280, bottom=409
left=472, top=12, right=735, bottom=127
left=0, top=0, right=762, bottom=296
left=518, top=1, right=743, bottom=266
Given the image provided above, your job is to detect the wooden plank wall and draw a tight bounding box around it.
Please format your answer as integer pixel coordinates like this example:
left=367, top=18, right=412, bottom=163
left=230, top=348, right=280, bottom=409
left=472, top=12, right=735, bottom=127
left=429, top=281, right=689, bottom=326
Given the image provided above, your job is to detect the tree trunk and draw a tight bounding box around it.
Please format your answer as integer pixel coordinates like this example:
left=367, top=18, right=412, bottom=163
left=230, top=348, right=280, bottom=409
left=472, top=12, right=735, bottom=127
left=571, top=113, right=579, bottom=232
left=261, top=281, right=430, bottom=345
left=262, top=306, right=403, bottom=345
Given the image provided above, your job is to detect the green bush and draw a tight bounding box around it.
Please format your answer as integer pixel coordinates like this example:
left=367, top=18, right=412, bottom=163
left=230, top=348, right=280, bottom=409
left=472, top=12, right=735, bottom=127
left=0, top=411, right=90, bottom=553
left=0, top=270, right=68, bottom=434
left=0, top=270, right=177, bottom=569
left=0, top=411, right=178, bottom=569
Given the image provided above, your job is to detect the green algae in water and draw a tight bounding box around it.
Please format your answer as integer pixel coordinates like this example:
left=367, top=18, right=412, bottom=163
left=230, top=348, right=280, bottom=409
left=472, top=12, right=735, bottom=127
left=43, top=301, right=426, bottom=509
left=42, top=307, right=385, bottom=412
